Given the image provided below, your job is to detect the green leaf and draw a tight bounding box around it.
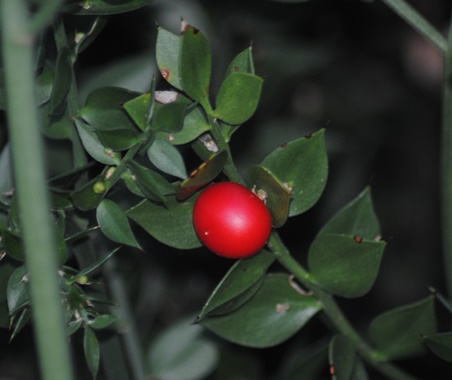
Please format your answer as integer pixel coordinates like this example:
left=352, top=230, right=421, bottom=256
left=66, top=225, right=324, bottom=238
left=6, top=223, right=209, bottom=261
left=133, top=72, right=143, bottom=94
left=49, top=47, right=72, bottom=115
left=127, top=160, right=176, bottom=202
left=179, top=23, right=211, bottom=102
left=0, top=144, right=13, bottom=206
left=200, top=273, right=322, bottom=348
left=319, top=188, right=381, bottom=240
left=308, top=234, right=385, bottom=298
left=123, top=92, right=151, bottom=131
left=225, top=46, right=254, bottom=77
left=423, top=332, right=452, bottom=363
left=0, top=260, right=19, bottom=328
left=329, top=335, right=356, bottom=380
left=369, top=296, right=437, bottom=361
left=73, top=17, right=108, bottom=56
left=80, top=87, right=141, bottom=151
left=156, top=106, right=211, bottom=145
left=248, top=165, right=292, bottom=227
left=126, top=195, right=202, bottom=250
left=10, top=307, right=31, bottom=341
left=63, top=0, right=153, bottom=15
left=74, top=118, right=121, bottom=165
left=197, top=250, right=275, bottom=320
left=156, top=26, right=182, bottom=90
left=84, top=327, right=100, bottom=380
left=152, top=97, right=189, bottom=133
left=67, top=319, right=83, bottom=336
left=71, top=174, right=108, bottom=211
left=7, top=266, right=30, bottom=315
left=89, top=314, right=118, bottom=330
left=147, top=138, right=187, bottom=179
left=147, top=315, right=218, bottom=380
left=2, top=229, right=24, bottom=261
left=177, top=150, right=228, bottom=200
left=277, top=344, right=328, bottom=380
left=262, top=130, right=328, bottom=216
left=96, top=199, right=141, bottom=249
left=75, top=247, right=121, bottom=279
left=36, top=64, right=54, bottom=106
left=213, top=72, right=263, bottom=125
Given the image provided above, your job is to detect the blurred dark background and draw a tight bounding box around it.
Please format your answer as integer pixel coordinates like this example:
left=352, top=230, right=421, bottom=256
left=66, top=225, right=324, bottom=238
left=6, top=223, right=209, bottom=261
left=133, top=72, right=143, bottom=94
left=1, top=0, right=451, bottom=378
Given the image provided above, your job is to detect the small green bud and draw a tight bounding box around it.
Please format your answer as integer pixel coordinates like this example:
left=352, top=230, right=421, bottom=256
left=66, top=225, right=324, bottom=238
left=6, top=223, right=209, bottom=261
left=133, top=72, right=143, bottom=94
left=93, top=181, right=106, bottom=194
left=76, top=275, right=89, bottom=285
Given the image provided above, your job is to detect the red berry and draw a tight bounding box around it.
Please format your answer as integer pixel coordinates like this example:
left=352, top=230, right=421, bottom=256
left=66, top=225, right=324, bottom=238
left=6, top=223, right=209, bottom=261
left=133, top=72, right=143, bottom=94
left=193, top=182, right=272, bottom=259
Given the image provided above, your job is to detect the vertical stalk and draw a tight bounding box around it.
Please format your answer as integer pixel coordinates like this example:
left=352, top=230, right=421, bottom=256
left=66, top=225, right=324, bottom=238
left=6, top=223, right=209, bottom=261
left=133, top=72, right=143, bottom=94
left=0, top=1, right=74, bottom=380
left=442, top=22, right=452, bottom=297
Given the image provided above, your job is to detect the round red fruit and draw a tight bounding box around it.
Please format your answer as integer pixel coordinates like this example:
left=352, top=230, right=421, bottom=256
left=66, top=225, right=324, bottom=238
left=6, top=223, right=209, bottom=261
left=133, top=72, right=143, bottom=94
left=193, top=182, right=272, bottom=259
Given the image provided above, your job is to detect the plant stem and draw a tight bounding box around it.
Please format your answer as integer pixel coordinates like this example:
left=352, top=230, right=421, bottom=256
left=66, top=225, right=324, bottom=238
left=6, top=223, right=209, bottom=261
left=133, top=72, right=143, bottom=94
left=441, top=21, right=452, bottom=298
left=381, top=0, right=447, bottom=53
left=269, top=232, right=419, bottom=380
left=0, top=1, right=74, bottom=380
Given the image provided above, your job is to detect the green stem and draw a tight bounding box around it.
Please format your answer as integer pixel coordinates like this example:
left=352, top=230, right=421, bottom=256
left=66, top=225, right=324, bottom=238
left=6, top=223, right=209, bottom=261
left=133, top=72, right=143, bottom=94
left=269, top=232, right=419, bottom=380
left=0, top=1, right=74, bottom=380
left=441, top=21, right=452, bottom=298
left=381, top=0, right=447, bottom=53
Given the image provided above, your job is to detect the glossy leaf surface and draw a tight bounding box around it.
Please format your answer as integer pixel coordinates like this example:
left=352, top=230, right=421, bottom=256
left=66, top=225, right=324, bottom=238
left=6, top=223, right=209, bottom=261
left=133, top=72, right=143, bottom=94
left=308, top=234, right=385, bottom=298
left=200, top=274, right=322, bottom=348
left=308, top=189, right=385, bottom=298
left=369, top=296, right=437, bottom=360
left=147, top=138, right=187, bottom=179
left=126, top=195, right=202, bottom=249
left=213, top=72, right=263, bottom=125
left=96, top=199, right=141, bottom=249
left=156, top=26, right=182, bottom=90
left=262, top=130, right=327, bottom=216
left=197, top=250, right=275, bottom=320
left=179, top=24, right=211, bottom=102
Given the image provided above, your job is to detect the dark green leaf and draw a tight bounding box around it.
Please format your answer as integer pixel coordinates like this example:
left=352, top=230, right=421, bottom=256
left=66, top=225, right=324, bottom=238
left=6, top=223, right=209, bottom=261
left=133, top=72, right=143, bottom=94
left=123, top=92, right=151, bottom=131
left=248, top=165, right=291, bottom=227
left=10, top=307, right=31, bottom=341
left=308, top=234, right=385, bottom=298
left=156, top=106, right=211, bottom=145
left=156, top=27, right=182, bottom=90
left=213, top=72, right=263, bottom=125
left=53, top=214, right=68, bottom=266
left=7, top=266, right=30, bottom=315
left=73, top=17, right=108, bottom=56
left=80, top=87, right=141, bottom=151
left=197, top=250, right=275, bottom=320
left=0, top=260, right=19, bottom=328
left=179, top=23, right=211, bottom=102
left=49, top=47, right=72, bottom=115
left=67, top=319, right=83, bottom=336
left=39, top=103, right=74, bottom=140
left=96, top=199, right=141, bottom=248
left=63, top=0, right=153, bottom=15
left=75, top=247, right=121, bottom=279
left=36, top=64, right=54, bottom=106
left=369, top=296, right=437, bottom=361
left=84, top=327, right=100, bottom=380
left=0, top=144, right=13, bottom=206
left=319, top=188, right=381, bottom=240
left=423, top=332, right=452, bottom=363
left=126, top=195, right=202, bottom=249
left=350, top=357, right=369, bottom=380
left=147, top=315, right=218, bottom=380
left=177, top=150, right=228, bottom=200
left=329, top=335, right=356, bottom=380
left=2, top=229, right=24, bottom=261
left=262, top=130, right=328, bottom=216
left=225, top=46, right=254, bottom=77
left=152, top=94, right=189, bottom=133
left=147, top=138, right=187, bottom=179
left=89, top=314, right=118, bottom=330
left=200, top=273, right=322, bottom=348
left=75, top=118, right=121, bottom=165
left=71, top=174, right=108, bottom=211
left=277, top=344, right=328, bottom=380
left=127, top=160, right=176, bottom=202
